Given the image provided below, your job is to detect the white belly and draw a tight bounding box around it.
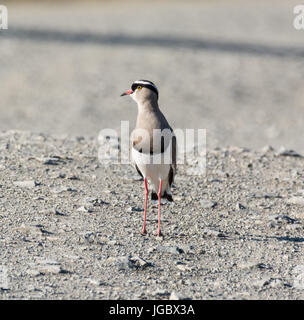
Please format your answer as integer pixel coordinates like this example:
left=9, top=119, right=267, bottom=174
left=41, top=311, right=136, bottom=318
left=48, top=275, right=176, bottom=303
left=132, top=147, right=171, bottom=193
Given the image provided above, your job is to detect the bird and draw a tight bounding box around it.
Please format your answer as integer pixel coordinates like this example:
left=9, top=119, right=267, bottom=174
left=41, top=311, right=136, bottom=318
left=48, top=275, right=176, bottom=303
left=121, top=80, right=176, bottom=236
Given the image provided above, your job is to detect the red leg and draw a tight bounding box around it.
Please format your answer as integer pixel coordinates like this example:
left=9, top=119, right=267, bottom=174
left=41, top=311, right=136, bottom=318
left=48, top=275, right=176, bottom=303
left=156, top=179, right=162, bottom=236
left=141, top=178, right=148, bottom=235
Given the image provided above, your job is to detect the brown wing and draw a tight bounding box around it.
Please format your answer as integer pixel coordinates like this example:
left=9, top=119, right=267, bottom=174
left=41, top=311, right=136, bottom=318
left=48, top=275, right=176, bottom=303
left=170, top=133, right=177, bottom=185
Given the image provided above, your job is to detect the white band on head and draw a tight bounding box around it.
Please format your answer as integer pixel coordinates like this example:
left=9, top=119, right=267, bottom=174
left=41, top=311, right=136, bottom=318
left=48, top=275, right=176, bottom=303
left=133, top=80, right=158, bottom=91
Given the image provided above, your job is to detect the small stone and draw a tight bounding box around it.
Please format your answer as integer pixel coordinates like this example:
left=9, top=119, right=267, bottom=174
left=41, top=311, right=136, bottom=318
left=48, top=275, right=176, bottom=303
left=292, top=265, right=304, bottom=289
left=0, top=266, right=9, bottom=290
left=176, top=264, right=191, bottom=272
left=174, top=196, right=182, bottom=201
left=26, top=269, right=41, bottom=276
left=256, top=263, right=268, bottom=270
left=170, top=291, right=184, bottom=300
left=261, top=145, right=274, bottom=153
left=36, top=258, right=60, bottom=265
left=87, top=278, right=102, bottom=286
left=153, top=288, right=170, bottom=297
left=13, top=180, right=38, bottom=188
left=123, top=175, right=143, bottom=182
left=264, top=193, right=282, bottom=199
left=106, top=257, right=116, bottom=263
left=252, top=278, right=268, bottom=288
left=35, top=259, right=67, bottom=274
left=263, top=278, right=289, bottom=288
left=54, top=209, right=65, bottom=216
left=114, top=255, right=152, bottom=270
left=286, top=197, right=304, bottom=206
left=68, top=175, right=80, bottom=180
left=129, top=256, right=152, bottom=269
left=275, top=215, right=298, bottom=224
left=237, top=261, right=263, bottom=270
left=127, top=206, right=143, bottom=213
left=269, top=221, right=276, bottom=228
left=77, top=206, right=93, bottom=213
left=200, top=199, right=217, bottom=209
left=147, top=247, right=155, bottom=254
left=84, top=197, right=105, bottom=207
left=43, top=156, right=65, bottom=165
left=115, top=256, right=133, bottom=270
left=236, top=203, right=246, bottom=210
left=84, top=232, right=103, bottom=244
left=51, top=186, right=76, bottom=194
left=202, top=228, right=226, bottom=238
left=277, top=147, right=302, bottom=158
left=38, top=265, right=62, bottom=274
left=157, top=245, right=184, bottom=255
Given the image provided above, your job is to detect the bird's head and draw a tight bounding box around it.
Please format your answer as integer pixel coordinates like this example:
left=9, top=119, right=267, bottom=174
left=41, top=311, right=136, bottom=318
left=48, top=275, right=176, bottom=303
left=120, top=80, right=159, bottom=104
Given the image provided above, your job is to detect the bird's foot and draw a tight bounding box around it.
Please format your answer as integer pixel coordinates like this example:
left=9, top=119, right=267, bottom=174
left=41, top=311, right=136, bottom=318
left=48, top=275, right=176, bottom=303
left=155, top=230, right=163, bottom=237
left=140, top=229, right=147, bottom=235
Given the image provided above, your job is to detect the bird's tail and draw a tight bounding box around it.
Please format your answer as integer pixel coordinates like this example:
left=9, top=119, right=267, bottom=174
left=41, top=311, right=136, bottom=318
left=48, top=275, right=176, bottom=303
left=151, top=190, right=173, bottom=202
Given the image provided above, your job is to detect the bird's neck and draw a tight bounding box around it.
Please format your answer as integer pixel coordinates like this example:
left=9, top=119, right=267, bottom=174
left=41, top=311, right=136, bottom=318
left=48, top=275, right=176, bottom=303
left=137, top=100, right=159, bottom=115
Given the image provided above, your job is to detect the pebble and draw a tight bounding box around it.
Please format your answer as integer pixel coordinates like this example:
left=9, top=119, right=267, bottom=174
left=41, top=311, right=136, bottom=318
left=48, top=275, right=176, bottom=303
left=152, top=289, right=170, bottom=297
left=176, top=264, right=191, bottom=272
left=68, top=175, right=80, bottom=180
left=84, top=232, right=103, bottom=244
left=38, top=265, right=62, bottom=274
left=200, top=199, right=217, bottom=209
left=261, top=145, right=274, bottom=153
left=115, top=256, right=152, bottom=270
left=127, top=206, right=143, bottom=213
left=236, top=203, right=246, bottom=210
left=129, top=256, right=152, bottom=269
left=202, top=228, right=226, bottom=238
left=169, top=291, right=184, bottom=300
left=77, top=206, right=93, bottom=213
left=13, top=180, right=38, bottom=188
left=157, top=245, right=184, bottom=255
left=26, top=269, right=41, bottom=276
left=43, top=157, right=65, bottom=165
left=263, top=278, right=289, bottom=288
left=34, top=259, right=67, bottom=274
left=274, top=215, right=297, bottom=224
left=53, top=209, right=65, bottom=216
left=51, top=186, right=77, bottom=194
left=237, top=261, right=263, bottom=270
left=286, top=197, right=304, bottom=206
left=0, top=266, right=9, bottom=290
left=147, top=247, right=156, bottom=254
left=87, top=278, right=103, bottom=286
left=292, top=265, right=304, bottom=289
left=84, top=197, right=106, bottom=206
left=277, top=147, right=302, bottom=158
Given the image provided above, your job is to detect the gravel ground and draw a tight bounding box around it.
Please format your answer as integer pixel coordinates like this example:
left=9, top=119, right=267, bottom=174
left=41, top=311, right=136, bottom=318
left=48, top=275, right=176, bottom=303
left=1, top=130, right=304, bottom=300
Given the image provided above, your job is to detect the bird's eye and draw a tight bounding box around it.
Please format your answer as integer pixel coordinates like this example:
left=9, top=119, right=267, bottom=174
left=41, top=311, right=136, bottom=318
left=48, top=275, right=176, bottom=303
left=137, top=85, right=142, bottom=90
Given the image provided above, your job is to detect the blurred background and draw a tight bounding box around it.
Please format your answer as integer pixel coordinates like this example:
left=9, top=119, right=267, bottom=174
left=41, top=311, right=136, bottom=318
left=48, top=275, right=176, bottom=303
left=0, top=0, right=303, bottom=151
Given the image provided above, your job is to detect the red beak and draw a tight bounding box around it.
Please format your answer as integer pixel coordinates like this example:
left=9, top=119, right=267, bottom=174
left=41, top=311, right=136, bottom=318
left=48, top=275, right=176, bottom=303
left=120, top=89, right=134, bottom=96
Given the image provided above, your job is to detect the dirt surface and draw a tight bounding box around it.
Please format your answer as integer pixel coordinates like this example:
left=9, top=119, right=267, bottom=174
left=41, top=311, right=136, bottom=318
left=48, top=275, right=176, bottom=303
left=0, top=0, right=304, bottom=151
left=1, top=130, right=304, bottom=299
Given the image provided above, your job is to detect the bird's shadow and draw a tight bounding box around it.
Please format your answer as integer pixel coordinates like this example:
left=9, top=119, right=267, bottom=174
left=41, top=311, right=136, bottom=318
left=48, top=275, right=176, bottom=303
left=270, top=236, right=304, bottom=243
left=225, top=233, right=304, bottom=243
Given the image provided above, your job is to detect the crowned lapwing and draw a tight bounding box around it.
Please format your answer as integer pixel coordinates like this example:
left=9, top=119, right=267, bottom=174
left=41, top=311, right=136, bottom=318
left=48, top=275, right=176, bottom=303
left=121, top=80, right=176, bottom=236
